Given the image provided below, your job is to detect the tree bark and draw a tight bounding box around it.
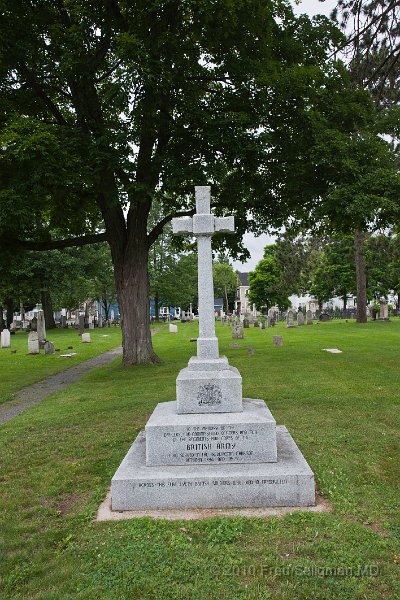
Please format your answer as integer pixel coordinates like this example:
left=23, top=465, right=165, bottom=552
left=41, top=290, right=56, bottom=329
left=113, top=241, right=160, bottom=365
left=354, top=228, right=368, bottom=323
left=0, top=305, right=4, bottom=332
left=343, top=294, right=347, bottom=311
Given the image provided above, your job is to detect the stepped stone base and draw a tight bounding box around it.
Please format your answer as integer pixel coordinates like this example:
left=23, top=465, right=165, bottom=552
left=111, top=426, right=315, bottom=511
left=145, top=399, right=277, bottom=466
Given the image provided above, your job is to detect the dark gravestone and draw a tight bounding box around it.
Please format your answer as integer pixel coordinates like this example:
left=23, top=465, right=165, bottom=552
left=319, top=313, right=330, bottom=322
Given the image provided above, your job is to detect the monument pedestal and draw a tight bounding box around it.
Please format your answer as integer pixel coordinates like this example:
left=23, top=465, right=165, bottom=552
left=110, top=186, right=315, bottom=512
left=111, top=425, right=315, bottom=510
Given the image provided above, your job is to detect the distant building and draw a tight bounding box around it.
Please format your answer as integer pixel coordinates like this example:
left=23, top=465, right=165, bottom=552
left=235, top=272, right=250, bottom=315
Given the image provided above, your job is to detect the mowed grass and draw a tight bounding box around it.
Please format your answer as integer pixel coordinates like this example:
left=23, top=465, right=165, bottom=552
left=0, top=327, right=122, bottom=405
left=0, top=320, right=399, bottom=599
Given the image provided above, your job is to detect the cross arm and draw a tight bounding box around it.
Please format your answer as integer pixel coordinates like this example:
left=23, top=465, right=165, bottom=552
left=172, top=216, right=193, bottom=235
left=214, top=216, right=235, bottom=233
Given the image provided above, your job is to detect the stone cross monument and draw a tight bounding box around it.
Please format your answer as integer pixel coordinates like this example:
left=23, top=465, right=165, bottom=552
left=172, top=186, right=242, bottom=413
left=111, top=186, right=315, bottom=512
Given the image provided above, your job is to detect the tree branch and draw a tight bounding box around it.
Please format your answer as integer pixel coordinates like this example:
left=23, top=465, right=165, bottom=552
left=5, top=232, right=108, bottom=252
left=17, top=61, right=70, bottom=127
left=147, top=209, right=195, bottom=247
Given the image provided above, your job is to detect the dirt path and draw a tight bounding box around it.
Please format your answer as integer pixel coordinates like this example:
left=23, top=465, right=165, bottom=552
left=0, top=328, right=161, bottom=426
left=0, top=347, right=123, bottom=425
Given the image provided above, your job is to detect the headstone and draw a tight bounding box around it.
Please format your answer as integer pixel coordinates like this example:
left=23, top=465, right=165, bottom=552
left=9, top=322, right=17, bottom=332
left=169, top=323, right=178, bottom=333
left=82, top=332, right=91, bottom=343
left=261, top=320, right=266, bottom=330
left=247, top=346, right=254, bottom=356
left=44, top=341, right=55, bottom=355
left=89, top=322, right=95, bottom=329
left=79, top=315, right=85, bottom=335
left=243, top=318, right=250, bottom=328
left=253, top=320, right=259, bottom=328
left=232, top=322, right=244, bottom=339
left=61, top=315, right=67, bottom=328
left=1, top=329, right=10, bottom=348
left=273, top=336, right=283, bottom=347
left=297, top=311, right=304, bottom=326
left=306, top=310, right=313, bottom=325
left=36, top=304, right=46, bottom=342
left=28, top=332, right=40, bottom=354
left=111, top=186, right=315, bottom=511
left=319, top=313, right=330, bottom=323
left=286, top=309, right=295, bottom=328
left=379, top=301, right=389, bottom=321
left=31, top=316, right=37, bottom=331
left=98, top=313, right=103, bottom=328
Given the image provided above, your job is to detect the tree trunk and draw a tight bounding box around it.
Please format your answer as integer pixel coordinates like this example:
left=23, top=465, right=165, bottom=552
left=343, top=294, right=347, bottom=311
left=154, top=290, right=160, bottom=322
left=354, top=228, right=368, bottom=323
left=6, top=298, right=13, bottom=328
left=112, top=240, right=160, bottom=366
left=0, top=305, right=3, bottom=332
left=41, top=290, right=56, bottom=329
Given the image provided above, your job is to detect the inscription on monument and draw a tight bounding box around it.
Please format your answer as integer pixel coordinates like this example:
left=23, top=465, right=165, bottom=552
left=151, top=423, right=275, bottom=465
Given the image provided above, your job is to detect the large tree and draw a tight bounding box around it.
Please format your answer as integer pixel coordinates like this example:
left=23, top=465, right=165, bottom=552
left=0, top=0, right=348, bottom=364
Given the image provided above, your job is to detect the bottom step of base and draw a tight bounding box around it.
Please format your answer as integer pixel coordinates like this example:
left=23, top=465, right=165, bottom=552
left=111, top=426, right=315, bottom=510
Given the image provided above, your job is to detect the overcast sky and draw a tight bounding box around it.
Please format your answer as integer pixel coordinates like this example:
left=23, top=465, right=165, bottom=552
left=232, top=0, right=337, bottom=273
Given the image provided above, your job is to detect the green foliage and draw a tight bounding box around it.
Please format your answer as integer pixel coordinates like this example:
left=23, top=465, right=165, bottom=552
left=248, top=245, right=291, bottom=310
left=212, top=261, right=238, bottom=312
left=309, top=235, right=356, bottom=308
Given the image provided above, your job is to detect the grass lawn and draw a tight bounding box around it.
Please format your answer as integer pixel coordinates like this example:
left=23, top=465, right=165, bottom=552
left=0, top=327, right=122, bottom=405
left=0, top=319, right=399, bottom=599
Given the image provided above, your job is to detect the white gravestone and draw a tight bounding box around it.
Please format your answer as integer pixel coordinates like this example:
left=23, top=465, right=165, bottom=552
left=82, top=333, right=91, bottom=343
left=286, top=309, right=295, bottom=328
left=1, top=329, right=10, bottom=348
left=28, top=332, right=40, bottom=354
left=169, top=323, right=178, bottom=333
left=111, top=186, right=315, bottom=512
left=297, top=311, right=304, bottom=326
left=379, top=302, right=389, bottom=320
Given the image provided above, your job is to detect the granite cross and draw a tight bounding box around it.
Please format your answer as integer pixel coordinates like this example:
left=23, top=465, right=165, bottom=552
left=172, top=186, right=234, bottom=361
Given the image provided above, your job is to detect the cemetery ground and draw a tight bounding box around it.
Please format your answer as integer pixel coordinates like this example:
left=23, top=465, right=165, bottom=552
left=1, top=320, right=399, bottom=599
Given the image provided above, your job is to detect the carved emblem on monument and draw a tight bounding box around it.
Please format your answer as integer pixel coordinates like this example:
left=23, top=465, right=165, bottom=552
left=197, top=383, right=222, bottom=406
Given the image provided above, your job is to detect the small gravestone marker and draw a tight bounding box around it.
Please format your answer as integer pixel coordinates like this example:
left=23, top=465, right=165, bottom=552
left=169, top=323, right=178, bottom=333
left=319, top=313, right=330, bottom=322
left=60, top=352, right=77, bottom=358
left=247, top=346, right=254, bottom=356
left=28, top=332, right=40, bottom=354
left=322, top=348, right=342, bottom=354
left=44, top=341, right=55, bottom=355
left=1, top=329, right=10, bottom=348
left=286, top=309, right=295, bottom=328
left=89, top=322, right=95, bottom=329
left=297, top=311, right=304, bottom=326
left=254, top=320, right=259, bottom=328
left=229, top=343, right=241, bottom=349
left=243, top=318, right=249, bottom=328
left=61, top=315, right=67, bottom=328
left=273, top=335, right=283, bottom=347
left=306, top=309, right=313, bottom=325
left=261, top=319, right=266, bottom=329
left=11, top=349, right=17, bottom=354
left=82, top=333, right=91, bottom=343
